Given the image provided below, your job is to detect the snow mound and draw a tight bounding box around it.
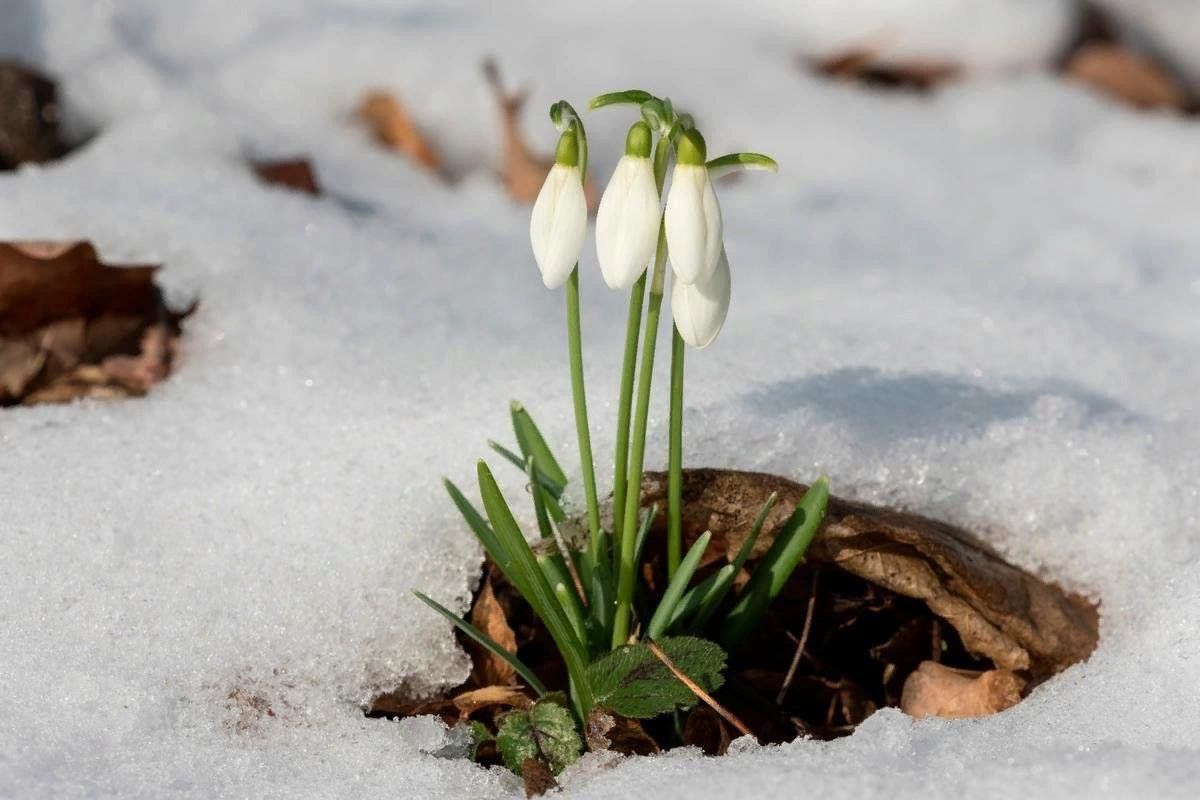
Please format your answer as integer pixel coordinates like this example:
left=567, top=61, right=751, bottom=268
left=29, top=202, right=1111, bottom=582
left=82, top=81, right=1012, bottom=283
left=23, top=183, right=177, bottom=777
left=1, top=1, right=1198, bottom=798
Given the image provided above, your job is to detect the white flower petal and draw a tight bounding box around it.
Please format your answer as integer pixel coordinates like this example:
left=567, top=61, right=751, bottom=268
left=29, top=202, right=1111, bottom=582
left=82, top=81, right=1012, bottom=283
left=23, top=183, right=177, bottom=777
left=664, top=163, right=722, bottom=285
left=671, top=246, right=731, bottom=348
left=530, top=164, right=587, bottom=289
left=596, top=155, right=660, bottom=290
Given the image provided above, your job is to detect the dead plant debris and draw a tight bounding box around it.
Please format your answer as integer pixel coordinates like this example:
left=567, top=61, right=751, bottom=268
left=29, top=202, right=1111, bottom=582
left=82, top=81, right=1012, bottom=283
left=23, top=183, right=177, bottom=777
left=801, top=4, right=1198, bottom=114
left=470, top=576, right=520, bottom=687
left=482, top=59, right=598, bottom=211
left=1065, top=43, right=1190, bottom=112
left=901, top=661, right=1025, bottom=719
left=371, top=469, right=1098, bottom=775
left=252, top=157, right=322, bottom=195
left=0, top=62, right=66, bottom=170
left=809, top=48, right=960, bottom=92
left=357, top=90, right=444, bottom=175
left=0, top=241, right=193, bottom=406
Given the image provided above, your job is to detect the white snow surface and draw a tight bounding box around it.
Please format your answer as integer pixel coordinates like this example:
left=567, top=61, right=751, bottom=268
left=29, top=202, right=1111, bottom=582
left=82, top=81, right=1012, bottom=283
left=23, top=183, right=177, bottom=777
left=2, top=1, right=1200, bottom=798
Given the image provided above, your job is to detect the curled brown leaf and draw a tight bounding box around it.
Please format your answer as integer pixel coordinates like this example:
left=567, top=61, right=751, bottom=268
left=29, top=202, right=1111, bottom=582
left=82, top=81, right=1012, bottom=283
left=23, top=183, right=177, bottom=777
left=901, top=661, right=1025, bottom=719
left=358, top=90, right=443, bottom=174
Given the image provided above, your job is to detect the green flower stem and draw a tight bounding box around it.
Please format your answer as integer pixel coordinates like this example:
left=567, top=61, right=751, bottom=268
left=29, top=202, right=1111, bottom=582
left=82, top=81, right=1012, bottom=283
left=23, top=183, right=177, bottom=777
left=611, top=219, right=669, bottom=649
left=611, top=136, right=673, bottom=649
left=613, top=134, right=670, bottom=561
left=566, top=268, right=603, bottom=580
left=666, top=326, right=685, bottom=579
left=611, top=272, right=646, bottom=551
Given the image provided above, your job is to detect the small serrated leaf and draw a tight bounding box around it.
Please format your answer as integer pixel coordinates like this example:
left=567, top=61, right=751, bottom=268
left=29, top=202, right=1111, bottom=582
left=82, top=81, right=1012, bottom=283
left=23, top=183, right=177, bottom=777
left=495, top=699, right=582, bottom=776
left=466, top=720, right=493, bottom=760
left=586, top=636, right=726, bottom=719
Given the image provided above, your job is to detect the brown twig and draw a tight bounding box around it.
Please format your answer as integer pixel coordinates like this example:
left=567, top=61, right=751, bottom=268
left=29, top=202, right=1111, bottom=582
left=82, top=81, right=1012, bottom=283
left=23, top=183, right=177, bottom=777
left=777, top=570, right=820, bottom=705
left=646, top=640, right=755, bottom=741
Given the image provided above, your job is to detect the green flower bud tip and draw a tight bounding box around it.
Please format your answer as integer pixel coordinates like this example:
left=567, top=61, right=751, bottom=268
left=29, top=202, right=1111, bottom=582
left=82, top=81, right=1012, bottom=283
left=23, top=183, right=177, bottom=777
left=676, top=129, right=707, bottom=166
left=624, top=121, right=652, bottom=158
left=554, top=129, right=579, bottom=167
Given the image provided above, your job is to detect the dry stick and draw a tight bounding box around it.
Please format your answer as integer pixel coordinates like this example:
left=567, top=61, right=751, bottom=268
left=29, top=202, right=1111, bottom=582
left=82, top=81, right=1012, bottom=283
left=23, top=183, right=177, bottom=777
left=645, top=640, right=755, bottom=741
left=777, top=570, right=820, bottom=705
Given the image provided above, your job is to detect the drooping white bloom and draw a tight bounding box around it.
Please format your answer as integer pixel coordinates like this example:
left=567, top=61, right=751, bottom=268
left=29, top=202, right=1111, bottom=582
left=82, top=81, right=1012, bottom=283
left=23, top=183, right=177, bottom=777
left=529, top=131, right=587, bottom=289
left=595, top=154, right=660, bottom=289
left=671, top=246, right=731, bottom=349
left=664, top=130, right=722, bottom=285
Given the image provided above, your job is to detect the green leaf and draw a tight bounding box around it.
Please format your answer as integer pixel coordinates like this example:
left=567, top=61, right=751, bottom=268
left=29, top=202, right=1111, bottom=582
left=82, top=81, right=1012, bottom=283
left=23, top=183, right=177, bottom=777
left=646, top=531, right=711, bottom=639
left=510, top=402, right=568, bottom=492
left=586, top=636, right=726, bottom=719
left=526, top=457, right=555, bottom=540
left=443, top=478, right=509, bottom=570
left=487, top=440, right=565, bottom=500
left=495, top=699, right=583, bottom=775
left=632, top=504, right=657, bottom=569
left=466, top=720, right=493, bottom=760
left=413, top=591, right=548, bottom=695
left=588, top=89, right=655, bottom=110
left=705, top=152, right=778, bottom=179
left=477, top=461, right=594, bottom=714
left=690, top=492, right=778, bottom=632
left=719, top=478, right=830, bottom=649
left=666, top=564, right=734, bottom=631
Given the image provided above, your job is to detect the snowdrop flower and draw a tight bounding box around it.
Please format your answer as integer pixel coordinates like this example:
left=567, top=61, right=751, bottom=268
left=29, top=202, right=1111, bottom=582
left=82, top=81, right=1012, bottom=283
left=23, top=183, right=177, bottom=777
left=530, top=129, right=588, bottom=289
left=671, top=245, right=730, bottom=348
left=595, top=121, right=660, bottom=290
left=664, top=129, right=722, bottom=285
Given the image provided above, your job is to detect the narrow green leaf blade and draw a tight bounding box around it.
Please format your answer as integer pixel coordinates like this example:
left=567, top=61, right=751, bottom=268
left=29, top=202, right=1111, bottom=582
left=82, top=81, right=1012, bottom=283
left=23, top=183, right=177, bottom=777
left=413, top=591, right=548, bottom=695
left=477, top=461, right=594, bottom=712
left=632, top=504, right=657, bottom=568
left=510, top=402, right=568, bottom=491
left=647, top=531, right=711, bottom=639
left=719, top=477, right=830, bottom=649
left=666, top=564, right=733, bottom=631
left=690, top=492, right=778, bottom=632
left=443, top=478, right=509, bottom=568
left=488, top=440, right=565, bottom=500
left=588, top=89, right=655, bottom=110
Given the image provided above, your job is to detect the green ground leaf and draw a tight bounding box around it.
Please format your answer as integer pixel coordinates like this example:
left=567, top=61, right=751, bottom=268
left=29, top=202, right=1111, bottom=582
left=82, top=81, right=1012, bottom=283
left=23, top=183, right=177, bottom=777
left=466, top=720, right=493, bottom=760
left=510, top=402, right=568, bottom=492
left=495, top=699, right=582, bottom=775
left=586, top=636, right=726, bottom=719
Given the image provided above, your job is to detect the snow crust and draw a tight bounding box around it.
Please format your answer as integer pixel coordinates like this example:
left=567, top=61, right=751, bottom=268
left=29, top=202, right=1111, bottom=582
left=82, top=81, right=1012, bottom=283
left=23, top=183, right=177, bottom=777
left=2, top=1, right=1199, bottom=797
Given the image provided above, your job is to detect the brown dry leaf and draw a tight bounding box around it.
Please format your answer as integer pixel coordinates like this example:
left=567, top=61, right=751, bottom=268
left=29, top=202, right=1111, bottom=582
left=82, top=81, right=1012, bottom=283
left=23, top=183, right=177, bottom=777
left=810, top=46, right=960, bottom=91
left=482, top=59, right=597, bottom=211
left=583, top=709, right=659, bottom=757
left=468, top=577, right=519, bottom=687
left=642, top=469, right=1099, bottom=682
left=358, top=91, right=443, bottom=174
left=901, top=660, right=1025, bottom=719
left=451, top=685, right=532, bottom=719
left=252, top=158, right=321, bottom=195
left=682, top=706, right=732, bottom=756
left=521, top=757, right=558, bottom=797
left=0, top=62, right=64, bottom=169
left=1065, top=43, right=1189, bottom=112
left=0, top=241, right=191, bottom=406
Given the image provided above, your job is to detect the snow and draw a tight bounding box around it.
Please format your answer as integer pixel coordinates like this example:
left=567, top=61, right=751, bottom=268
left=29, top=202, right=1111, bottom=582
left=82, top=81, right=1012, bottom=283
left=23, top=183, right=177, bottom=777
left=2, top=1, right=1199, bottom=798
